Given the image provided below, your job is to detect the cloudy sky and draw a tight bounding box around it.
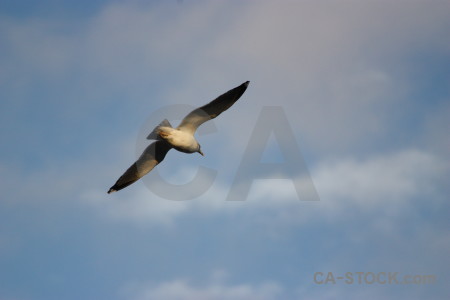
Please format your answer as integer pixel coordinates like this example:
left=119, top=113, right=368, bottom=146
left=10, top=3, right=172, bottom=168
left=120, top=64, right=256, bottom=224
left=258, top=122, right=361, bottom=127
left=1, top=0, right=449, bottom=299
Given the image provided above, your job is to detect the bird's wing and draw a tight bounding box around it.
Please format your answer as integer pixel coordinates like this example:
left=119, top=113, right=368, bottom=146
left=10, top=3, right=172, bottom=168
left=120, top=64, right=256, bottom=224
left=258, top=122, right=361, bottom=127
left=177, top=81, right=249, bottom=134
left=107, top=141, right=172, bottom=193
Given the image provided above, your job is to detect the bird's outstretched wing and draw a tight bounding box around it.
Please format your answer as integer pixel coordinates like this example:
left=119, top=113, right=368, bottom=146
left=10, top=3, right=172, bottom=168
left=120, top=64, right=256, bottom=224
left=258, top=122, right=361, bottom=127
left=177, top=81, right=249, bottom=134
left=107, top=141, right=172, bottom=193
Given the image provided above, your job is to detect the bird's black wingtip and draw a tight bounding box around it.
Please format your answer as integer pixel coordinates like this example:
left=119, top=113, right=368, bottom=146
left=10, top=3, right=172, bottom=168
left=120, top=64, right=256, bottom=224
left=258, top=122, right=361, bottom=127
left=244, top=81, right=250, bottom=86
left=107, top=187, right=117, bottom=194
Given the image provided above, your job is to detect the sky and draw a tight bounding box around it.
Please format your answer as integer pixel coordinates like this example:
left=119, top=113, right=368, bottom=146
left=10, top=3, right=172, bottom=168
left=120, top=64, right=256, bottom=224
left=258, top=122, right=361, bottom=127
left=1, top=0, right=449, bottom=299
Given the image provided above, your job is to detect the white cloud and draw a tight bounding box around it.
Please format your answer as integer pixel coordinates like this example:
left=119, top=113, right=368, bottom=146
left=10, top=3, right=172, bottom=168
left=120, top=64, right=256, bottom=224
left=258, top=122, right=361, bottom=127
left=122, top=276, right=282, bottom=300
left=314, top=149, right=447, bottom=205
left=1, top=2, right=449, bottom=299
left=3, top=1, right=449, bottom=156
left=83, top=148, right=448, bottom=227
left=195, top=0, right=450, bottom=154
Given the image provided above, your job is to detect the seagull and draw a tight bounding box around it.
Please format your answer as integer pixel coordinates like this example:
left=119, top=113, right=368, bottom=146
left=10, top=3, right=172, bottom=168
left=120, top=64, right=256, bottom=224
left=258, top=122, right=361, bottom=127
left=107, top=81, right=250, bottom=194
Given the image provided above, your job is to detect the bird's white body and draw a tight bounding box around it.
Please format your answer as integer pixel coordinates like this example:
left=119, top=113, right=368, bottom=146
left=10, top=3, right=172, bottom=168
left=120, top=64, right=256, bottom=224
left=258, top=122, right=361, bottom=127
left=157, top=126, right=200, bottom=153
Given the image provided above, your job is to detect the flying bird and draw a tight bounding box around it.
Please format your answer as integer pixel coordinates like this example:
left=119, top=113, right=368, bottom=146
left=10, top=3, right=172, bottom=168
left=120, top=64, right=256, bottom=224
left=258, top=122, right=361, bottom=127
left=107, top=81, right=250, bottom=194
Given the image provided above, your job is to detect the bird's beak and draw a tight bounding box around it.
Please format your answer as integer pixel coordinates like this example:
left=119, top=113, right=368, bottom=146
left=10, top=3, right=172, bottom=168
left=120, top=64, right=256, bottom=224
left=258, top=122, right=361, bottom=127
left=198, top=150, right=204, bottom=156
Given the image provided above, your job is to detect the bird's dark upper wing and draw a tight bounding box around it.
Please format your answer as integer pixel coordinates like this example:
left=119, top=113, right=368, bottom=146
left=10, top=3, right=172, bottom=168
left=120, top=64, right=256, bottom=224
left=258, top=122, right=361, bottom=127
left=177, top=81, right=249, bottom=134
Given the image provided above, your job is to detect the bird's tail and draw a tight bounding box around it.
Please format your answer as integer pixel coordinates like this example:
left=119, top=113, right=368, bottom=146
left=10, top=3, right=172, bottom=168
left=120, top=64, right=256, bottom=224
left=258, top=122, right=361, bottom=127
left=147, top=119, right=172, bottom=140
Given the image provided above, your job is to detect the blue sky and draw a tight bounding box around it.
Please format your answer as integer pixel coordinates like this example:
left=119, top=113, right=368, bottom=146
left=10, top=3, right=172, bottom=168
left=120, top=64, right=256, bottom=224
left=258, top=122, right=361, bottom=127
left=1, top=1, right=449, bottom=299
